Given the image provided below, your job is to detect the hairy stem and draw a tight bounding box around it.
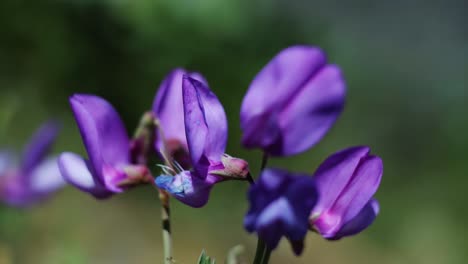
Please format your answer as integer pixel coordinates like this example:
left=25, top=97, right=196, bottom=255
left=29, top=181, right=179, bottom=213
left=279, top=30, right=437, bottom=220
left=133, top=112, right=173, bottom=263
left=159, top=189, right=173, bottom=264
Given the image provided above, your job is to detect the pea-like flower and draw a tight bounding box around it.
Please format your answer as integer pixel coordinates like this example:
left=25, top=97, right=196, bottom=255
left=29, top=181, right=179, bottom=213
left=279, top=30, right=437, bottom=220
left=152, top=68, right=207, bottom=167
left=240, top=45, right=346, bottom=156
left=156, top=76, right=249, bottom=208
left=244, top=168, right=318, bottom=255
left=310, top=146, right=383, bottom=240
left=58, top=95, right=152, bottom=199
left=0, top=121, right=65, bottom=207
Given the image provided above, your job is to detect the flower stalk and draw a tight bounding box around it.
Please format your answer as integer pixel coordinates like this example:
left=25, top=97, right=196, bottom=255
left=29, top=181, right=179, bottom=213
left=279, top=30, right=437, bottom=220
left=252, top=152, right=270, bottom=264
left=133, top=112, right=173, bottom=264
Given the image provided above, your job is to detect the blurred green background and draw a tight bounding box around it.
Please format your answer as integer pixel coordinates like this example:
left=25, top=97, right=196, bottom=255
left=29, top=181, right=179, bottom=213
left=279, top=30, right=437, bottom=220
left=0, top=0, right=466, bottom=263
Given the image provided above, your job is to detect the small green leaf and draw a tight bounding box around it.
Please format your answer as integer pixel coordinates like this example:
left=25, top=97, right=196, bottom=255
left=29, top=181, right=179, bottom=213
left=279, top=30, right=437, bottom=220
left=197, top=250, right=216, bottom=264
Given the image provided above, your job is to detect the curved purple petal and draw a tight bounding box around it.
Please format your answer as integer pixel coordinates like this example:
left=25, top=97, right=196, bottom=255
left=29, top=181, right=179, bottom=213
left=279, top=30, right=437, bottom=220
left=69, top=94, right=130, bottom=181
left=29, top=157, right=66, bottom=195
left=0, top=151, right=15, bottom=175
left=183, top=76, right=227, bottom=176
left=330, top=155, right=383, bottom=224
left=311, top=147, right=383, bottom=238
left=155, top=171, right=221, bottom=208
left=152, top=69, right=208, bottom=155
left=328, top=199, right=379, bottom=240
left=21, top=120, right=60, bottom=174
left=241, top=46, right=346, bottom=156
left=58, top=152, right=113, bottom=199
left=244, top=168, right=318, bottom=255
left=313, top=146, right=371, bottom=213
left=277, top=65, right=345, bottom=155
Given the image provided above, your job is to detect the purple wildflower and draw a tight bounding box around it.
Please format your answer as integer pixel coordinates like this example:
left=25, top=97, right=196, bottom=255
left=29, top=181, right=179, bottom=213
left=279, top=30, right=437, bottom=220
left=156, top=76, right=249, bottom=208
left=244, top=168, right=318, bottom=255
left=310, top=146, right=383, bottom=240
left=58, top=94, right=152, bottom=199
left=0, top=121, right=65, bottom=207
left=152, top=69, right=208, bottom=167
left=240, top=45, right=346, bottom=156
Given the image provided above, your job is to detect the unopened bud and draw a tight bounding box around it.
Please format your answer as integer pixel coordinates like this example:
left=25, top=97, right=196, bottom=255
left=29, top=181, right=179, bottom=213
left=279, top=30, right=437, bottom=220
left=210, top=154, right=249, bottom=179
left=117, top=165, right=153, bottom=187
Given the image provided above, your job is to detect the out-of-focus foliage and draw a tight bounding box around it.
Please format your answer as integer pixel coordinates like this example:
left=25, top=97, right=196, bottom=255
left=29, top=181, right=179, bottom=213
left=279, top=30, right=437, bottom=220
left=0, top=0, right=467, bottom=263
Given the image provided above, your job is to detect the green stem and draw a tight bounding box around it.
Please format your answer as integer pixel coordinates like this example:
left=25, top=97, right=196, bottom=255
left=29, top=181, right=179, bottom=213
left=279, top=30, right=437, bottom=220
left=133, top=112, right=173, bottom=263
left=261, top=247, right=272, bottom=264
left=260, top=152, right=269, bottom=171
left=253, top=239, right=267, bottom=264
left=252, top=152, right=270, bottom=264
left=159, top=190, right=173, bottom=264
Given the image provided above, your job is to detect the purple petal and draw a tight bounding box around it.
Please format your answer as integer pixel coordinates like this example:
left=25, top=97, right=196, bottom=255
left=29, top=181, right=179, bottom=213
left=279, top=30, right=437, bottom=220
left=256, top=198, right=296, bottom=249
left=329, top=155, right=383, bottom=225
left=244, top=168, right=318, bottom=255
left=155, top=171, right=221, bottom=208
left=58, top=152, right=113, bottom=199
left=183, top=76, right=227, bottom=175
left=152, top=69, right=208, bottom=154
left=313, top=146, right=371, bottom=214
left=277, top=65, right=345, bottom=155
left=21, top=120, right=60, bottom=174
left=328, top=199, right=379, bottom=240
left=69, top=94, right=130, bottom=181
left=242, top=46, right=345, bottom=156
left=0, top=151, right=15, bottom=175
left=29, top=157, right=66, bottom=195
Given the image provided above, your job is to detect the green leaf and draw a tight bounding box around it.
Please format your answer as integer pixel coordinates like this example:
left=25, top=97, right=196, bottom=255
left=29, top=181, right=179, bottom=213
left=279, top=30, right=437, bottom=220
left=197, top=250, right=216, bottom=264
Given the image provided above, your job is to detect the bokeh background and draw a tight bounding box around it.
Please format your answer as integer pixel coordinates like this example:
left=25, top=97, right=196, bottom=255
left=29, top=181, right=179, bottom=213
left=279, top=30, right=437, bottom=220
left=0, top=0, right=466, bottom=263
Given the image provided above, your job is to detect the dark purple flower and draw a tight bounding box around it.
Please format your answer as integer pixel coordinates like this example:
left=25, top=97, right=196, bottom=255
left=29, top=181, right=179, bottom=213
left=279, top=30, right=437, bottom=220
left=58, top=94, right=151, bottom=199
left=156, top=76, right=248, bottom=208
left=0, top=121, right=65, bottom=207
left=244, top=168, right=318, bottom=255
left=152, top=68, right=208, bottom=167
left=310, top=146, right=383, bottom=240
left=240, top=45, right=346, bottom=156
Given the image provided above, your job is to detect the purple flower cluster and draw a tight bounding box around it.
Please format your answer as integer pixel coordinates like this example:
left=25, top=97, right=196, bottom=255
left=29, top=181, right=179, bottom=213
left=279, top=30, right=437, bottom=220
left=0, top=121, right=65, bottom=207
left=24, top=44, right=382, bottom=258
left=241, top=46, right=383, bottom=254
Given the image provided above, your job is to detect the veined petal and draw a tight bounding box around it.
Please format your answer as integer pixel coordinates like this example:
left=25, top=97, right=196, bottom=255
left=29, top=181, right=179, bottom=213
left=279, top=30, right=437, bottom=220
left=29, top=157, right=66, bottom=195
left=277, top=65, right=345, bottom=156
left=330, top=155, right=383, bottom=224
left=21, top=120, right=60, bottom=174
left=240, top=46, right=329, bottom=155
left=313, top=146, right=371, bottom=213
left=152, top=69, right=208, bottom=154
left=241, top=46, right=326, bottom=124
left=328, top=199, right=379, bottom=240
left=58, top=152, right=113, bottom=199
left=155, top=171, right=220, bottom=208
left=69, top=94, right=130, bottom=180
left=183, top=76, right=227, bottom=175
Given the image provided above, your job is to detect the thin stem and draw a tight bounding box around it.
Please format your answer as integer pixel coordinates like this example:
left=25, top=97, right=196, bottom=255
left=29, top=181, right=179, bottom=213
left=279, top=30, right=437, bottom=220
left=159, top=190, right=173, bottom=264
left=246, top=172, right=255, bottom=185
left=133, top=112, right=173, bottom=263
left=253, top=239, right=267, bottom=264
left=260, top=152, right=269, bottom=171
left=252, top=152, right=270, bottom=264
left=260, top=247, right=272, bottom=264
